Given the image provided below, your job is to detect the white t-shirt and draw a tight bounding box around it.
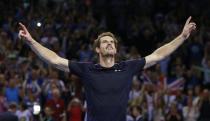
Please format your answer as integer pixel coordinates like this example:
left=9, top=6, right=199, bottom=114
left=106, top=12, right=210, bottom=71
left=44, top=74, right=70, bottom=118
left=16, top=109, right=32, bottom=121
left=182, top=106, right=199, bottom=121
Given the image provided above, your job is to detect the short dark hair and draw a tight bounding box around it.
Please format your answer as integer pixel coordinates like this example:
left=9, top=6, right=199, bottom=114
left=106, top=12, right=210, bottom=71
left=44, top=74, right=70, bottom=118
left=93, top=32, right=118, bottom=51
left=131, top=105, right=142, bottom=113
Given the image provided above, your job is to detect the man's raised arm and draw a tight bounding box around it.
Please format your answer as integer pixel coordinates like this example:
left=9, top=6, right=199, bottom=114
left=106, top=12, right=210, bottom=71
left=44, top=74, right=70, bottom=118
left=144, top=16, right=196, bottom=69
left=18, top=23, right=69, bottom=72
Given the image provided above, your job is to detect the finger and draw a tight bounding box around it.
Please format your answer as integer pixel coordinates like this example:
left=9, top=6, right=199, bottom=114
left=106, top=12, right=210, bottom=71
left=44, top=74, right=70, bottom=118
left=193, top=25, right=196, bottom=30
left=18, top=31, right=24, bottom=37
left=19, top=22, right=28, bottom=32
left=189, top=23, right=196, bottom=27
left=188, top=24, right=196, bottom=28
left=19, top=30, right=26, bottom=36
left=18, top=30, right=26, bottom=39
left=189, top=22, right=196, bottom=26
left=189, top=23, right=196, bottom=28
left=18, top=32, right=23, bottom=39
left=189, top=25, right=196, bottom=31
left=185, top=16, right=192, bottom=26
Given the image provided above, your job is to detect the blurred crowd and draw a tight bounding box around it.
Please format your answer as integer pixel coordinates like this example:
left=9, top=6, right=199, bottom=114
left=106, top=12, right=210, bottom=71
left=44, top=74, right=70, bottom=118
left=0, top=0, right=210, bottom=121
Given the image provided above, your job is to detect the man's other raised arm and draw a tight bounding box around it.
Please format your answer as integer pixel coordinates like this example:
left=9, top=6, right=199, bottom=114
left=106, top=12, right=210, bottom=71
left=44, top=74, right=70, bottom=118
left=18, top=23, right=69, bottom=72
left=144, top=16, right=196, bottom=69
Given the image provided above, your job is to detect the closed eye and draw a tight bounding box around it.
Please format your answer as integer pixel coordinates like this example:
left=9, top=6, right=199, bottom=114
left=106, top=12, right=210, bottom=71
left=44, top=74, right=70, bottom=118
left=102, top=40, right=108, bottom=43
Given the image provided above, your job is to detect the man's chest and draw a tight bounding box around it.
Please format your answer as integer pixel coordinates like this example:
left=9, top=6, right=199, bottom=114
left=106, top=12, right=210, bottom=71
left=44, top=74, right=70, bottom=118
left=83, top=70, right=132, bottom=94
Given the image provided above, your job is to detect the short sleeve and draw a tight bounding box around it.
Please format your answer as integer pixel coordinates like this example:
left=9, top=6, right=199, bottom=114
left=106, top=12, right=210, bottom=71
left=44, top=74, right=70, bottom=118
left=125, top=58, right=146, bottom=75
left=68, top=61, right=88, bottom=76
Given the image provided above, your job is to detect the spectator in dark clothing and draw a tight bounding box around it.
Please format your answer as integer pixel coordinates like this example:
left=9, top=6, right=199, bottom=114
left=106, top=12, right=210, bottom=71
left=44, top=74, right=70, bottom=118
left=166, top=102, right=183, bottom=121
left=198, top=89, right=210, bottom=121
left=0, top=112, right=18, bottom=121
left=131, top=105, right=144, bottom=121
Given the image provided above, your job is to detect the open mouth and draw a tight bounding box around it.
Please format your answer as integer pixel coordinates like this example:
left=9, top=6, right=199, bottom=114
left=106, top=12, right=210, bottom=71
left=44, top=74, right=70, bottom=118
left=106, top=46, right=113, bottom=50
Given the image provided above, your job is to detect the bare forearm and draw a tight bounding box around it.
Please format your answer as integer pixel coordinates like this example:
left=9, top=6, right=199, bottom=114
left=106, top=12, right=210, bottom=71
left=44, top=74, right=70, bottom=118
left=144, top=17, right=196, bottom=69
left=153, top=35, right=185, bottom=59
left=27, top=39, right=59, bottom=65
left=18, top=23, right=69, bottom=72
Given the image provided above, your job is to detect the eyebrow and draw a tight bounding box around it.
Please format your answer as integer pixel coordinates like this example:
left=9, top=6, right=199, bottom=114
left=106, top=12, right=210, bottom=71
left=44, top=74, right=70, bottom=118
left=101, top=39, right=114, bottom=42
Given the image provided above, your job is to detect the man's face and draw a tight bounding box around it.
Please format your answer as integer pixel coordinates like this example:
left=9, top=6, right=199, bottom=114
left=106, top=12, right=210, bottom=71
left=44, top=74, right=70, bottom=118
left=96, top=36, right=117, bottom=56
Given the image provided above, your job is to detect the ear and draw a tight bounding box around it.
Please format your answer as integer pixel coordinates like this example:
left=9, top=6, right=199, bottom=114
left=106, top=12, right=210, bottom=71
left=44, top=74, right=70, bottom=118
left=95, top=47, right=100, bottom=53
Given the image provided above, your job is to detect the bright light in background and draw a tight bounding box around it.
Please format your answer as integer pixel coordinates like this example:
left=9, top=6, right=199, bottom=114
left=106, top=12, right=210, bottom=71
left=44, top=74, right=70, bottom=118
left=33, top=103, right=41, bottom=115
left=36, top=22, right=42, bottom=27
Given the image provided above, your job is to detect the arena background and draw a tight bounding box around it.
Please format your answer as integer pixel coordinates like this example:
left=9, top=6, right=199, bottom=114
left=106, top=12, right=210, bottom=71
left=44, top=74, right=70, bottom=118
left=0, top=0, right=210, bottom=121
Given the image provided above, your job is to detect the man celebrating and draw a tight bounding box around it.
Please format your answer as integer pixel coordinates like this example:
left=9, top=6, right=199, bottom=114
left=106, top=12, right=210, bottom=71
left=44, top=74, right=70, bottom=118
left=18, top=17, right=196, bottom=121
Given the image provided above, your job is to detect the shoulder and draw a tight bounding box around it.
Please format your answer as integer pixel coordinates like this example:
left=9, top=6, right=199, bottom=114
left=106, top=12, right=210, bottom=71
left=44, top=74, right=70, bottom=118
left=122, top=58, right=146, bottom=67
left=124, top=58, right=146, bottom=63
left=69, top=60, right=93, bottom=67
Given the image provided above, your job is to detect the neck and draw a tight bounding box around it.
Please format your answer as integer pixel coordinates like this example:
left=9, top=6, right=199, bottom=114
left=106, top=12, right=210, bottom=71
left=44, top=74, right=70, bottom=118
left=99, top=55, right=115, bottom=68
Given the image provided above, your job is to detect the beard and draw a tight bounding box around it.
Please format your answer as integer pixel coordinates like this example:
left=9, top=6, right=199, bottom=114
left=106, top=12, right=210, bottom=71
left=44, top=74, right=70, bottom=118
left=98, top=45, right=116, bottom=57
left=101, top=49, right=116, bottom=57
left=101, top=52, right=115, bottom=57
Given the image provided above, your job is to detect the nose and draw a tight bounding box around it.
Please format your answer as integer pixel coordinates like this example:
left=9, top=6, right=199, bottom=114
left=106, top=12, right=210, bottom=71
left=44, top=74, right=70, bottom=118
left=107, top=41, right=112, bottom=44
left=107, top=43, right=112, bottom=46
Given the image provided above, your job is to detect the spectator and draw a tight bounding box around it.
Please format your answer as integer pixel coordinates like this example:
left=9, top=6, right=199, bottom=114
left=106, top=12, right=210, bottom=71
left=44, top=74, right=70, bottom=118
left=198, top=89, right=210, bottom=121
left=16, top=102, right=32, bottom=121
left=129, top=76, right=141, bottom=101
left=202, top=55, right=210, bottom=88
left=0, top=88, right=7, bottom=113
left=67, top=98, right=84, bottom=121
left=4, top=78, right=20, bottom=104
left=42, top=69, right=66, bottom=99
left=40, top=106, right=55, bottom=121
left=193, top=85, right=202, bottom=106
left=154, top=92, right=165, bottom=121
left=45, top=88, right=65, bottom=121
left=182, top=97, right=199, bottom=121
left=166, top=102, right=183, bottom=121
left=22, top=67, right=41, bottom=101
left=131, top=105, right=144, bottom=121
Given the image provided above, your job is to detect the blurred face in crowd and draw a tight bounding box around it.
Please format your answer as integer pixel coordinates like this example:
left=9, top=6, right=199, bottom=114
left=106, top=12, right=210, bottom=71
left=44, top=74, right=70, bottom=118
left=203, top=89, right=209, bottom=100
left=9, top=79, right=15, bottom=88
left=132, top=79, right=140, bottom=90
left=96, top=36, right=117, bottom=57
left=71, top=98, right=81, bottom=107
left=50, top=83, right=58, bottom=90
left=132, top=106, right=141, bottom=117
left=187, top=97, right=193, bottom=107
left=31, top=69, right=39, bottom=80
left=195, top=85, right=201, bottom=95
left=49, top=69, right=58, bottom=78
left=8, top=103, right=17, bottom=113
left=175, top=65, right=184, bottom=77
left=52, top=88, right=60, bottom=100
left=187, top=89, right=193, bottom=96
left=146, top=84, right=154, bottom=94
left=44, top=107, right=53, bottom=117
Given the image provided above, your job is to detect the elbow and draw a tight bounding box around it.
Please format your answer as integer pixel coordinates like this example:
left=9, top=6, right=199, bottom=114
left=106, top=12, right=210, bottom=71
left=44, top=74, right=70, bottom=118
left=158, top=55, right=165, bottom=61
left=49, top=56, right=60, bottom=67
left=153, top=52, right=165, bottom=62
